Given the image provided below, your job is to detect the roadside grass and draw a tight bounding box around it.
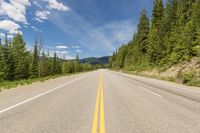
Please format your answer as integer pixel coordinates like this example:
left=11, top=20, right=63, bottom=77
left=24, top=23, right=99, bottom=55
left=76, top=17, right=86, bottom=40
left=0, top=72, right=85, bottom=91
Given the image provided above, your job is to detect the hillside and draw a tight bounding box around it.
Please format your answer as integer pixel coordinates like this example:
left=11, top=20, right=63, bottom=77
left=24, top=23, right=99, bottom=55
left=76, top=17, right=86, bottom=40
left=109, top=0, right=200, bottom=87
left=80, top=56, right=110, bottom=65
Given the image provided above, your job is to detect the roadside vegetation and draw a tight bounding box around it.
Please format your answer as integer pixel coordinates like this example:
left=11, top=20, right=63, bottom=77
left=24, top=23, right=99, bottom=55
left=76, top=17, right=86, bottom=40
left=109, top=0, right=200, bottom=87
left=0, top=34, right=98, bottom=90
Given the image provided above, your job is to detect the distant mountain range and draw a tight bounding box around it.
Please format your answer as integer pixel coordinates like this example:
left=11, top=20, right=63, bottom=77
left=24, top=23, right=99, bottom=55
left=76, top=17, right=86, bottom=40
left=80, top=56, right=110, bottom=65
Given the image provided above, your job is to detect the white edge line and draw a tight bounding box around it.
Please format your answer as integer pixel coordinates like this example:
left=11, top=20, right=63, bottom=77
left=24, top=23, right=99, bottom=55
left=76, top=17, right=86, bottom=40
left=113, top=71, right=200, bottom=94
left=168, top=85, right=200, bottom=94
left=0, top=74, right=89, bottom=114
left=138, top=86, right=162, bottom=98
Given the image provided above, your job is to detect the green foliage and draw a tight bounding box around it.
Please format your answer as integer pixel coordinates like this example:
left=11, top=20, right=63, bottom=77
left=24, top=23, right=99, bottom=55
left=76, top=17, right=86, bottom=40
left=39, top=51, right=51, bottom=77
left=30, top=44, right=39, bottom=78
left=12, top=33, right=29, bottom=79
left=110, top=0, right=199, bottom=73
left=0, top=33, right=96, bottom=88
left=74, top=54, right=81, bottom=72
left=181, top=71, right=195, bottom=84
left=137, top=9, right=150, bottom=54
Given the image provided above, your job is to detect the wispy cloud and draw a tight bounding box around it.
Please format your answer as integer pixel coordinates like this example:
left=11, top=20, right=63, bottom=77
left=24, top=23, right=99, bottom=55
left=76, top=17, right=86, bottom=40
left=30, top=25, right=42, bottom=32
left=56, top=50, right=68, bottom=54
left=97, top=20, right=136, bottom=45
left=35, top=10, right=51, bottom=22
left=56, top=45, right=68, bottom=49
left=76, top=49, right=82, bottom=53
left=33, top=1, right=43, bottom=8
left=45, top=0, right=70, bottom=11
left=49, top=10, right=115, bottom=55
left=48, top=10, right=136, bottom=56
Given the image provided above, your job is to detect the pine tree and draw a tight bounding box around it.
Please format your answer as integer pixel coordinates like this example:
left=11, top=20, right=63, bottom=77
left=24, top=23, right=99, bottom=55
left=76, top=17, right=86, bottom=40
left=189, top=0, right=200, bottom=57
left=168, top=0, right=197, bottom=63
left=2, top=34, right=15, bottom=80
left=109, top=51, right=117, bottom=68
left=148, top=0, right=165, bottom=65
left=46, top=51, right=52, bottom=76
left=30, top=44, right=39, bottom=78
left=115, top=45, right=128, bottom=69
left=39, top=51, right=50, bottom=77
left=0, top=43, right=4, bottom=81
left=74, top=54, right=81, bottom=72
left=12, top=33, right=29, bottom=79
left=62, top=61, right=68, bottom=74
left=2, top=34, right=10, bottom=80
left=52, top=52, right=58, bottom=75
left=137, top=9, right=150, bottom=54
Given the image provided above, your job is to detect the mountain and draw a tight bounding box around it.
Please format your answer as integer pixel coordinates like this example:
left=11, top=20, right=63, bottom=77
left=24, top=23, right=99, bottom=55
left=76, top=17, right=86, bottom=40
left=80, top=56, right=110, bottom=65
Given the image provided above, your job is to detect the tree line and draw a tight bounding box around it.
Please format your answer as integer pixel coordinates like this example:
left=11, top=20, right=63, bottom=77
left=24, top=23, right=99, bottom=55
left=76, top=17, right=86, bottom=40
left=0, top=33, right=95, bottom=81
left=109, top=0, right=200, bottom=71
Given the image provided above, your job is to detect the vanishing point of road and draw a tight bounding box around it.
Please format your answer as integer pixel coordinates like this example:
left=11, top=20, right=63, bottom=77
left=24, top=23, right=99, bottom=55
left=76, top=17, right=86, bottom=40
left=0, top=69, right=200, bottom=133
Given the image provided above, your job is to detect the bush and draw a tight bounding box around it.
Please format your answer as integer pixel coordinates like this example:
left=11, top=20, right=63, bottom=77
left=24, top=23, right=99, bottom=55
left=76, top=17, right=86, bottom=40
left=187, top=79, right=200, bottom=87
left=181, top=71, right=195, bottom=84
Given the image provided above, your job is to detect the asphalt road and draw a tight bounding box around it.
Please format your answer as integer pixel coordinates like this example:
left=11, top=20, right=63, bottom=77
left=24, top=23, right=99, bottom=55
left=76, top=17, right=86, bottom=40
left=0, top=69, right=200, bottom=133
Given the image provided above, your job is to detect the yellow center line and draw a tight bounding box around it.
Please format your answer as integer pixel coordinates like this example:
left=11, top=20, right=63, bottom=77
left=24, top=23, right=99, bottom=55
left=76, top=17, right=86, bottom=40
left=99, top=75, right=105, bottom=133
left=92, top=73, right=105, bottom=133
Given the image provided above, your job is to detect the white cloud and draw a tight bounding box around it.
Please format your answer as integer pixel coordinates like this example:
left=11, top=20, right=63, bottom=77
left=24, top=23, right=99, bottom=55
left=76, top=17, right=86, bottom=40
left=0, top=20, right=21, bottom=34
left=56, top=45, right=68, bottom=49
left=76, top=49, right=82, bottom=53
left=45, top=0, right=69, bottom=11
left=34, top=18, right=44, bottom=23
left=33, top=1, right=42, bottom=8
left=35, top=10, right=51, bottom=22
left=98, top=20, right=136, bottom=44
left=0, top=0, right=31, bottom=24
left=56, top=51, right=68, bottom=54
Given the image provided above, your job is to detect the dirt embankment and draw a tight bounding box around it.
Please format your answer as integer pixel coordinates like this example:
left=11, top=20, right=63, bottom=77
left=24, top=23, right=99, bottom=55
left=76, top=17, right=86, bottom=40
left=138, top=58, right=200, bottom=86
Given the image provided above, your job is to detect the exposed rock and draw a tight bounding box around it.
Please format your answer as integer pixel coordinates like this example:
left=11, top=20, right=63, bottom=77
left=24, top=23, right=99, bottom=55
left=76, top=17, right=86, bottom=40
left=138, top=57, right=200, bottom=82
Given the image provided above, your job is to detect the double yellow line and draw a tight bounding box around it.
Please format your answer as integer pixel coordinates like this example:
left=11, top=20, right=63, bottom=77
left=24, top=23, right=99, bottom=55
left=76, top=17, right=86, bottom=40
left=92, top=74, right=105, bottom=133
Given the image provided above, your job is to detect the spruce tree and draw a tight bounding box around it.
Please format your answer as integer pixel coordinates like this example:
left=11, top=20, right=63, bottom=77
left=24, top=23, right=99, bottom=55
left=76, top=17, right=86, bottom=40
left=148, top=0, right=165, bottom=65
left=30, top=44, right=39, bottom=78
left=0, top=43, right=4, bottom=81
left=12, top=33, right=29, bottom=79
left=52, top=52, right=57, bottom=75
left=62, top=61, right=67, bottom=74
left=191, top=0, right=200, bottom=56
left=39, top=51, right=51, bottom=77
left=137, top=9, right=150, bottom=54
left=74, top=54, right=81, bottom=72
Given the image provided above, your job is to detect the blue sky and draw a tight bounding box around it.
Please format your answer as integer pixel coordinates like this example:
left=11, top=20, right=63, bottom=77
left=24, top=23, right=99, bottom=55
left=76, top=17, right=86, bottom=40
left=0, top=0, right=155, bottom=59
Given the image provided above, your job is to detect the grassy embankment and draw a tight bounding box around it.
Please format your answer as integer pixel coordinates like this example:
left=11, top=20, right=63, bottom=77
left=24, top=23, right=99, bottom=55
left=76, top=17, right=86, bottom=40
left=0, top=72, right=89, bottom=91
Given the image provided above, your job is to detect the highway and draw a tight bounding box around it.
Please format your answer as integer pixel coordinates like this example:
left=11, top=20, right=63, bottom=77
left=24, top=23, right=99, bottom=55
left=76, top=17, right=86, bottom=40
left=0, top=69, right=200, bottom=133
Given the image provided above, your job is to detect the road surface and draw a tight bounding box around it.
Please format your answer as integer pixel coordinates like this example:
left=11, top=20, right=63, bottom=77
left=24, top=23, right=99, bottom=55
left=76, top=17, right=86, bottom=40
left=0, top=69, right=200, bottom=133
